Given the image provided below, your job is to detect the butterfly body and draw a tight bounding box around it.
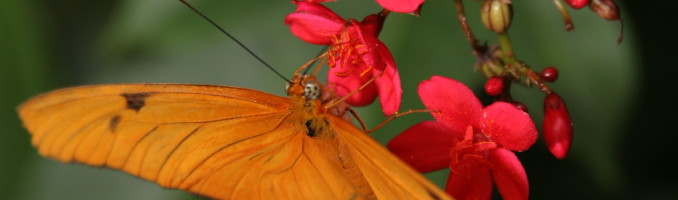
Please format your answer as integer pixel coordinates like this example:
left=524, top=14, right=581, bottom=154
left=19, top=73, right=452, bottom=200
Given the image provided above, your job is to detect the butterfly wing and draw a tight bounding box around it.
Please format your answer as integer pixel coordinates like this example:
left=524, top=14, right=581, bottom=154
left=17, top=84, right=302, bottom=199
left=20, top=84, right=431, bottom=200
left=331, top=115, right=453, bottom=200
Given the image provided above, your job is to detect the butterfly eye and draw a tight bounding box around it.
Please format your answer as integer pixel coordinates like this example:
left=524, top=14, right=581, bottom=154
left=285, top=82, right=291, bottom=95
left=303, top=82, right=321, bottom=100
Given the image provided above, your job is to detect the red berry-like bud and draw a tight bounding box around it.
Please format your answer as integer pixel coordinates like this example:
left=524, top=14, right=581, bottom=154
left=540, top=66, right=559, bottom=82
left=543, top=92, right=573, bottom=159
left=512, top=101, right=529, bottom=113
left=484, top=77, right=504, bottom=96
left=590, top=0, right=624, bottom=43
left=565, top=0, right=589, bottom=9
left=590, top=0, right=619, bottom=20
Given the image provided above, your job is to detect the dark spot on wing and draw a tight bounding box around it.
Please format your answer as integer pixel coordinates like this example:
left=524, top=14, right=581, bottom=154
left=109, top=115, right=121, bottom=133
left=122, top=92, right=150, bottom=112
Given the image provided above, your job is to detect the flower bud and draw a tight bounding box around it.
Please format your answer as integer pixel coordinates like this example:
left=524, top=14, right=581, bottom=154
left=484, top=77, right=504, bottom=96
left=565, top=0, right=589, bottom=9
left=481, top=0, right=512, bottom=33
left=513, top=101, right=529, bottom=113
left=476, top=56, right=505, bottom=78
left=590, top=0, right=619, bottom=20
left=542, top=92, right=573, bottom=159
left=590, top=0, right=623, bottom=43
left=540, top=66, right=559, bottom=82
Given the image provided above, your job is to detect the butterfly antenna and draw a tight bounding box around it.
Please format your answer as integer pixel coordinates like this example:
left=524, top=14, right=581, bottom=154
left=179, top=0, right=290, bottom=83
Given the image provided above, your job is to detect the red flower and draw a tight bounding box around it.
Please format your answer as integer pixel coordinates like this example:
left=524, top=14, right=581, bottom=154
left=295, top=0, right=424, bottom=14
left=388, top=76, right=537, bottom=200
left=376, top=0, right=424, bottom=13
left=285, top=1, right=401, bottom=115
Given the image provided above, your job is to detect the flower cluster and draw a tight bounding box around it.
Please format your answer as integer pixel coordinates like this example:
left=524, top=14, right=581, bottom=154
left=285, top=1, right=405, bottom=115
left=282, top=0, right=620, bottom=199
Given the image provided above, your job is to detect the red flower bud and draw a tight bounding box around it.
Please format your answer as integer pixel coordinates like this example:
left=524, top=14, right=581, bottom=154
left=565, top=0, right=589, bottom=9
left=484, top=77, right=504, bottom=96
left=590, top=0, right=624, bottom=43
left=540, top=66, right=559, bottom=82
left=590, top=0, right=619, bottom=20
left=512, top=101, right=529, bottom=113
left=542, top=92, right=573, bottom=159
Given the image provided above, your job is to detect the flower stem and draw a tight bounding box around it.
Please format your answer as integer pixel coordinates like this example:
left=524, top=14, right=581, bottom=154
left=497, top=32, right=552, bottom=93
left=497, top=33, right=515, bottom=62
left=454, top=0, right=483, bottom=56
left=379, top=9, right=391, bottom=18
left=552, top=0, right=575, bottom=31
left=497, top=33, right=521, bottom=77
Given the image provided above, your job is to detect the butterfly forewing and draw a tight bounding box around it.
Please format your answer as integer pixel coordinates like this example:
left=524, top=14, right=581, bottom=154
left=19, top=84, right=452, bottom=199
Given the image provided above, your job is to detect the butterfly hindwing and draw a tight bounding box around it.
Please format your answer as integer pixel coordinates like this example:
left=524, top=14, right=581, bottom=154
left=332, top=115, right=452, bottom=200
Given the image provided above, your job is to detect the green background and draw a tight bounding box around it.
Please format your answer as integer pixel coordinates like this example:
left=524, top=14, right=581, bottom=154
left=1, top=0, right=673, bottom=199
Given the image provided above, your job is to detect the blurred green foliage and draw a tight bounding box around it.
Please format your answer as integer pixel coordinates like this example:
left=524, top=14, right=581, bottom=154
left=1, top=0, right=674, bottom=199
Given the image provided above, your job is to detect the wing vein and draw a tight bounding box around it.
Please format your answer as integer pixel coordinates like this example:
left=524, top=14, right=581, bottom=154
left=153, top=125, right=203, bottom=181
left=60, top=117, right=99, bottom=161
left=121, top=125, right=159, bottom=174
left=180, top=112, right=292, bottom=187
left=152, top=112, right=288, bottom=125
left=211, top=132, right=299, bottom=199
left=64, top=114, right=113, bottom=163
left=305, top=152, right=339, bottom=199
left=277, top=138, right=304, bottom=175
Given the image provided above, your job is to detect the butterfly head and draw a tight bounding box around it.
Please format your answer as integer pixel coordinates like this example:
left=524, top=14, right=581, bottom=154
left=285, top=74, right=322, bottom=101
left=284, top=74, right=331, bottom=137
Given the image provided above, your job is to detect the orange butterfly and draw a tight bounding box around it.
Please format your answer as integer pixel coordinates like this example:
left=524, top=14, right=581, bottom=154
left=18, top=60, right=452, bottom=199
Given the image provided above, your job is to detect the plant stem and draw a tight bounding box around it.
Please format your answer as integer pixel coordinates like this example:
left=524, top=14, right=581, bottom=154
left=552, top=0, right=574, bottom=31
left=454, top=0, right=483, bottom=56
left=497, top=33, right=515, bottom=62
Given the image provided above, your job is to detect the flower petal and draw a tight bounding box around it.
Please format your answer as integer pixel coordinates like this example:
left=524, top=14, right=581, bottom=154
left=489, top=148, right=529, bottom=200
left=327, top=64, right=378, bottom=106
left=445, top=162, right=493, bottom=200
left=374, top=44, right=401, bottom=116
left=387, top=121, right=458, bottom=173
left=358, top=14, right=384, bottom=39
left=418, top=76, right=484, bottom=134
left=292, top=1, right=344, bottom=22
left=285, top=2, right=345, bottom=44
left=482, top=102, right=537, bottom=151
left=302, top=0, right=336, bottom=2
left=375, top=0, right=424, bottom=13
